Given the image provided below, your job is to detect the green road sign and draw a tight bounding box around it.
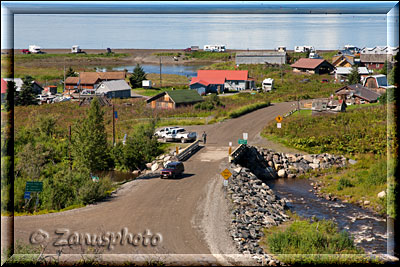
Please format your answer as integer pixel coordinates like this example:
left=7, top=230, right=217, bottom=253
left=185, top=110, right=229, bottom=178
left=25, top=181, right=43, bottom=192
left=238, top=139, right=247, bottom=145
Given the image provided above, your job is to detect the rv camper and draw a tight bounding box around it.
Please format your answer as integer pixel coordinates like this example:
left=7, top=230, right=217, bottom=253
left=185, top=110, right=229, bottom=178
left=262, top=78, right=274, bottom=92
left=203, top=45, right=226, bottom=52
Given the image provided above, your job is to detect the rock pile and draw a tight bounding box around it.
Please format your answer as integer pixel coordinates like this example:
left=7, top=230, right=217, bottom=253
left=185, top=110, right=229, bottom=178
left=144, top=150, right=178, bottom=173
left=227, top=162, right=289, bottom=265
left=233, top=146, right=348, bottom=180
left=259, top=148, right=348, bottom=179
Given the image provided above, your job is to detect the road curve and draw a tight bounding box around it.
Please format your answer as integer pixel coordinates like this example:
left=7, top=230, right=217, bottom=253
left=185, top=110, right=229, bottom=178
left=8, top=101, right=296, bottom=263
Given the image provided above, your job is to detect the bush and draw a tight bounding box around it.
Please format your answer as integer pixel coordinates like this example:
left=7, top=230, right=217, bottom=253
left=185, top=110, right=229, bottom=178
left=228, top=101, right=270, bottom=118
left=337, top=177, right=353, bottom=191
left=266, top=219, right=361, bottom=255
left=78, top=175, right=113, bottom=205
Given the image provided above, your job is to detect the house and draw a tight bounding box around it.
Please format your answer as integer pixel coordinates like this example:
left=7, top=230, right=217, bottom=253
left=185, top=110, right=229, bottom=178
left=43, top=85, right=58, bottom=95
left=360, top=46, right=398, bottom=69
left=334, top=67, right=370, bottom=82
left=311, top=98, right=346, bottom=115
left=1, top=78, right=7, bottom=103
left=146, top=90, right=203, bottom=109
left=3, top=78, right=43, bottom=94
left=332, top=54, right=355, bottom=67
left=363, top=75, right=394, bottom=95
left=64, top=71, right=126, bottom=93
left=190, top=70, right=255, bottom=95
left=96, top=80, right=132, bottom=98
left=335, top=84, right=380, bottom=104
left=235, top=52, right=286, bottom=65
left=290, top=58, right=335, bottom=74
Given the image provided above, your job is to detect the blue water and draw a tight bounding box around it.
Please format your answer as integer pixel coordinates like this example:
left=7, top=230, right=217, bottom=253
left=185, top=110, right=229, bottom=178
left=13, top=13, right=390, bottom=50
left=97, top=64, right=206, bottom=77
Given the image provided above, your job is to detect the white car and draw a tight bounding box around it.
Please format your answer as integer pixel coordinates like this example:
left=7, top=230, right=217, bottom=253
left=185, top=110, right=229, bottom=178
left=155, top=127, right=180, bottom=138
left=164, top=128, right=197, bottom=143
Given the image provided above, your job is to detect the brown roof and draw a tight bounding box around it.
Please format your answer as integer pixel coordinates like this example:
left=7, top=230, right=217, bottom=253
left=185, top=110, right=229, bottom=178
left=360, top=54, right=392, bottom=63
left=98, top=71, right=126, bottom=80
left=291, top=58, right=327, bottom=69
left=64, top=71, right=126, bottom=85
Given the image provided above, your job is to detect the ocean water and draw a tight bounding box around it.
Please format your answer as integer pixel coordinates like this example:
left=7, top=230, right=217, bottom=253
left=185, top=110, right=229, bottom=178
left=13, top=13, right=389, bottom=50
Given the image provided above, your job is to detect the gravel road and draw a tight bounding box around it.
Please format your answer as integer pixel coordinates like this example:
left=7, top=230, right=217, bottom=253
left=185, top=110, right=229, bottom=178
left=5, top=101, right=298, bottom=265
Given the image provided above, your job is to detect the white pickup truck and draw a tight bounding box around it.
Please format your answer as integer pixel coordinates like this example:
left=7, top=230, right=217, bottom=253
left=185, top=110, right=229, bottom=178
left=155, top=127, right=179, bottom=138
left=164, top=128, right=197, bottom=143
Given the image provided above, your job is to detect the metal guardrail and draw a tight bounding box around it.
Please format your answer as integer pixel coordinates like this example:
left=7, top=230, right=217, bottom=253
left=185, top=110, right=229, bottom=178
left=229, top=144, right=247, bottom=163
left=284, top=109, right=298, bottom=118
left=177, top=140, right=201, bottom=161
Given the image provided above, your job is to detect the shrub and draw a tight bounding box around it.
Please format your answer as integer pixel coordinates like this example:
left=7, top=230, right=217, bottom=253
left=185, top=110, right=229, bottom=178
left=266, top=219, right=361, bottom=255
left=228, top=101, right=270, bottom=118
left=337, top=177, right=353, bottom=191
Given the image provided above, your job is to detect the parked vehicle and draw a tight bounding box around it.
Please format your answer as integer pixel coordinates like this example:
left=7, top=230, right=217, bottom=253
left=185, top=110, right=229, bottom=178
left=321, top=79, right=329, bottom=83
left=71, top=45, right=86, bottom=54
left=160, top=161, right=184, bottom=179
left=155, top=127, right=180, bottom=138
left=29, top=45, right=44, bottom=54
left=203, top=44, right=226, bottom=52
left=22, top=49, right=30, bottom=54
left=183, top=48, right=192, bottom=52
left=262, top=78, right=274, bottom=92
left=164, top=128, right=197, bottom=143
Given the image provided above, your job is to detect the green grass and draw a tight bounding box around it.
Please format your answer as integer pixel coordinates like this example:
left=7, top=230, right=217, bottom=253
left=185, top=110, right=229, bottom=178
left=228, top=101, right=270, bottom=118
left=259, top=213, right=380, bottom=265
left=308, top=154, right=388, bottom=215
left=262, top=104, right=387, bottom=156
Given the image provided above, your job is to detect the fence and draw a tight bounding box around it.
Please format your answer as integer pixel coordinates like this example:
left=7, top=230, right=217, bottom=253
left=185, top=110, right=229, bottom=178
left=177, top=140, right=201, bottom=161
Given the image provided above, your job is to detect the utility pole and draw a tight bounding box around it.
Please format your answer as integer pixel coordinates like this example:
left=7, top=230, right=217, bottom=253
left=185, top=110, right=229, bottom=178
left=63, top=63, right=66, bottom=94
left=112, top=104, right=115, bottom=146
left=159, top=57, right=162, bottom=88
left=69, top=125, right=72, bottom=170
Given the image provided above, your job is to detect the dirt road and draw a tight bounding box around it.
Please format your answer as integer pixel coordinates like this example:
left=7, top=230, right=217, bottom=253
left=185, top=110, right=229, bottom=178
left=6, top=101, right=298, bottom=264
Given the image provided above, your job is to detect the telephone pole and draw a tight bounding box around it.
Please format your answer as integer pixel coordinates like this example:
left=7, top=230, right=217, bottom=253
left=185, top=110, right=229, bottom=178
left=69, top=125, right=72, bottom=170
left=112, top=104, right=115, bottom=146
left=159, top=56, right=162, bottom=88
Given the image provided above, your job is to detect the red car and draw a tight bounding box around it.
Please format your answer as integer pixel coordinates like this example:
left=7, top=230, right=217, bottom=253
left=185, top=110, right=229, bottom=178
left=321, top=79, right=329, bottom=83
left=22, top=49, right=30, bottom=54
left=183, top=48, right=192, bottom=52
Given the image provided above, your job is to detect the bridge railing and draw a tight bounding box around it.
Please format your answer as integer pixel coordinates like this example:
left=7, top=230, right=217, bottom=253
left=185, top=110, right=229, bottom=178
left=177, top=140, right=201, bottom=161
left=229, top=144, right=247, bottom=163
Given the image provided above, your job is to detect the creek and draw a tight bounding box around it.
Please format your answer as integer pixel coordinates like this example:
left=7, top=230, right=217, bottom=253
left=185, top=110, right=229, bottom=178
left=267, top=177, right=388, bottom=254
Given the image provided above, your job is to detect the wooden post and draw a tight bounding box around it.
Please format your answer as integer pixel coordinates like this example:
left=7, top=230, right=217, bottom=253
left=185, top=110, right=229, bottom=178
left=159, top=57, right=162, bottom=88
left=112, top=104, right=115, bottom=146
left=69, top=125, right=72, bottom=170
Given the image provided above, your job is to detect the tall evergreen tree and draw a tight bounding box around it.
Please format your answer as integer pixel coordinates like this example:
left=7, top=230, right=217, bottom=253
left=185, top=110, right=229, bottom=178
left=72, top=97, right=111, bottom=172
left=16, top=76, right=38, bottom=106
left=66, top=67, right=78, bottom=78
left=129, top=64, right=147, bottom=88
left=347, top=65, right=360, bottom=85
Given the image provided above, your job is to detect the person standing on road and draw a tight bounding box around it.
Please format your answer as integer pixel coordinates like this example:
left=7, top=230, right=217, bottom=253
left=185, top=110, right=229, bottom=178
left=202, top=131, right=207, bottom=144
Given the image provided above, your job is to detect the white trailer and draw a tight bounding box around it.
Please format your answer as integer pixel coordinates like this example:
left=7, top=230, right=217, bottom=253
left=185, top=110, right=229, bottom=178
left=142, top=80, right=152, bottom=89
left=262, top=78, right=274, bottom=92
left=71, top=45, right=81, bottom=53
left=203, top=44, right=226, bottom=52
left=29, top=45, right=42, bottom=54
left=294, top=46, right=315, bottom=53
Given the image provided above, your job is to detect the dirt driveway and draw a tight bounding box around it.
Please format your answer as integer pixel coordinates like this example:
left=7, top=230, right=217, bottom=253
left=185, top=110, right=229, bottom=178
left=5, top=101, right=298, bottom=265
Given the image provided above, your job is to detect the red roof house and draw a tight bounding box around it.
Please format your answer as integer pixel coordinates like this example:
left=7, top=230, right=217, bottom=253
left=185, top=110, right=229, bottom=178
left=1, top=78, right=8, bottom=103
left=291, top=58, right=335, bottom=74
left=189, top=70, right=255, bottom=95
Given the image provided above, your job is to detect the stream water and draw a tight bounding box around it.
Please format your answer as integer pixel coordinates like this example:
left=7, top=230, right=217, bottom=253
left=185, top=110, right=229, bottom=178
left=267, top=178, right=388, bottom=254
